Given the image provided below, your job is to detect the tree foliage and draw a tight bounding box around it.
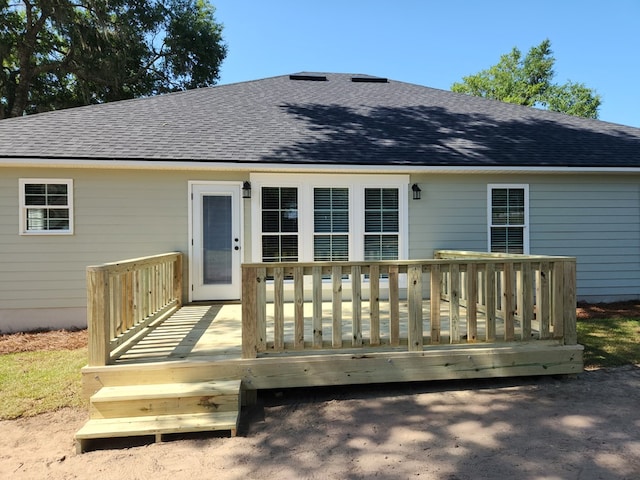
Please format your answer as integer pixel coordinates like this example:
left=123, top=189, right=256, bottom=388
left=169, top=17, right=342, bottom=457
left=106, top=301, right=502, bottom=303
left=0, top=0, right=227, bottom=118
left=451, top=39, right=601, bottom=119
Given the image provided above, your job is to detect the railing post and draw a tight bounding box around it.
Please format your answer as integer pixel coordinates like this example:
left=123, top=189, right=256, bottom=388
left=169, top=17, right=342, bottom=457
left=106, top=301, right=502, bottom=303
left=351, top=265, right=362, bottom=347
left=87, top=267, right=111, bottom=366
left=173, top=254, right=183, bottom=308
left=389, top=264, right=400, bottom=346
left=369, top=264, right=380, bottom=346
left=430, top=264, right=441, bottom=344
left=521, top=261, right=534, bottom=339
left=312, top=266, right=323, bottom=348
left=563, top=260, right=577, bottom=345
left=503, top=262, right=515, bottom=341
left=538, top=261, right=550, bottom=339
left=274, top=266, right=285, bottom=351
left=552, top=261, right=564, bottom=339
left=294, top=266, right=305, bottom=349
left=408, top=264, right=423, bottom=351
left=466, top=262, right=477, bottom=342
left=241, top=265, right=258, bottom=359
left=332, top=265, right=343, bottom=348
left=449, top=263, right=460, bottom=342
left=256, top=267, right=267, bottom=352
left=485, top=263, right=496, bottom=341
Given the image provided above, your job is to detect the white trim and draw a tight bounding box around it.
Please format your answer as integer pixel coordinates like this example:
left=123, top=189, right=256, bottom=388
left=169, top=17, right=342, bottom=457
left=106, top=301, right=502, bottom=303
left=487, top=184, right=530, bottom=254
left=4, top=157, right=640, bottom=175
left=18, top=178, right=74, bottom=235
left=250, top=173, right=409, bottom=263
left=188, top=181, right=244, bottom=302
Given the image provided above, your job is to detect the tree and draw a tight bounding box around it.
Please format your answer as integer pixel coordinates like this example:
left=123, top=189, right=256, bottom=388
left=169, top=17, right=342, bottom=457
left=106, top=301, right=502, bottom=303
left=0, top=0, right=227, bottom=118
left=451, top=39, right=601, bottom=119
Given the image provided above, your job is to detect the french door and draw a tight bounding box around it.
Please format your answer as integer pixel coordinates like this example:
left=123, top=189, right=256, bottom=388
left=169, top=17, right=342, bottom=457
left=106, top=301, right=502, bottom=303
left=190, top=183, right=241, bottom=301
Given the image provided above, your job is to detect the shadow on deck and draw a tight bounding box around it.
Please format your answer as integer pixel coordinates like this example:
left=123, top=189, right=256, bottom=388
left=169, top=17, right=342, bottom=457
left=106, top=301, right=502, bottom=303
left=114, top=304, right=242, bottom=364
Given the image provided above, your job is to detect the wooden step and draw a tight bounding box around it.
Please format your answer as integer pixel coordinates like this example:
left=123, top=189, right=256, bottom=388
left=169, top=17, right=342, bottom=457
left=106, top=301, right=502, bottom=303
left=89, top=380, right=241, bottom=419
left=75, top=411, right=239, bottom=453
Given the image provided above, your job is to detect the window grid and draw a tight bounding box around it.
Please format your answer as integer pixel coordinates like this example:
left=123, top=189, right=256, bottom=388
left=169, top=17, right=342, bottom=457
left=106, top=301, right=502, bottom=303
left=489, top=187, right=526, bottom=254
left=314, top=187, right=349, bottom=261
left=20, top=180, right=73, bottom=234
left=364, top=188, right=399, bottom=260
left=261, top=187, right=298, bottom=262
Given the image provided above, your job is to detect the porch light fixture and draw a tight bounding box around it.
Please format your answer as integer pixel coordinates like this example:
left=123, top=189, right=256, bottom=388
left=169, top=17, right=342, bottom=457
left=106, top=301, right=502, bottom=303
left=242, top=181, right=251, bottom=199
left=411, top=183, right=421, bottom=200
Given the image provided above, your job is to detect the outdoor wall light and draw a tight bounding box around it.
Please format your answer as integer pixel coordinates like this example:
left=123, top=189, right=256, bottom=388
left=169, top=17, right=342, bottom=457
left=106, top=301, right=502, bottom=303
left=411, top=183, right=422, bottom=200
left=242, top=181, right=252, bottom=199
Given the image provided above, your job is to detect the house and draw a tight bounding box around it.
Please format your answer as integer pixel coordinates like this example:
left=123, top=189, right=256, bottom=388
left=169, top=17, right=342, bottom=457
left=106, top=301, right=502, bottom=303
left=1, top=72, right=640, bottom=333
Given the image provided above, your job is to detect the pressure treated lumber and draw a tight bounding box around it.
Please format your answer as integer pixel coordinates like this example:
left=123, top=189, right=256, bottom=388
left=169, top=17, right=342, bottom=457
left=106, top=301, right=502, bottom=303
left=75, top=411, right=239, bottom=453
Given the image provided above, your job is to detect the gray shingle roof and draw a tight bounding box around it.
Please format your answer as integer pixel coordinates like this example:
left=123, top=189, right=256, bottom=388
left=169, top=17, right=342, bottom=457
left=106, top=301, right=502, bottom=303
left=1, top=72, right=639, bottom=168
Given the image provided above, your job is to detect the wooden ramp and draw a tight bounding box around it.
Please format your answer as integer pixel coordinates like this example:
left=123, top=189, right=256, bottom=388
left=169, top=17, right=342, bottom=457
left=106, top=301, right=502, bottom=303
left=75, top=379, right=241, bottom=453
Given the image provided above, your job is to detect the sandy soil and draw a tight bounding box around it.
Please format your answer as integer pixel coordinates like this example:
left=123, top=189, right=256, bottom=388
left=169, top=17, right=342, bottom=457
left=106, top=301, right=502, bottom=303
left=0, top=366, right=639, bottom=480
left=1, top=303, right=639, bottom=479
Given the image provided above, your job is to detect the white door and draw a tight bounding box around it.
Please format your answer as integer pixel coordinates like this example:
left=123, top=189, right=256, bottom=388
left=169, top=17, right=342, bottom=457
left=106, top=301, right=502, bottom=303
left=190, top=183, right=241, bottom=301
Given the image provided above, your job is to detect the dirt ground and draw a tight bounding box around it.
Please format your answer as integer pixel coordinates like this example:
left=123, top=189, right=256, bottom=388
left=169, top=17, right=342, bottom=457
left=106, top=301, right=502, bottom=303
left=1, top=303, right=639, bottom=480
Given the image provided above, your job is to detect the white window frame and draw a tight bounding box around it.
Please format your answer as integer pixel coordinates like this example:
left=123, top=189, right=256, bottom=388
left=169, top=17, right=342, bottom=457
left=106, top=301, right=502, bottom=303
left=250, top=173, right=409, bottom=262
left=19, top=178, right=74, bottom=235
left=487, top=184, right=529, bottom=254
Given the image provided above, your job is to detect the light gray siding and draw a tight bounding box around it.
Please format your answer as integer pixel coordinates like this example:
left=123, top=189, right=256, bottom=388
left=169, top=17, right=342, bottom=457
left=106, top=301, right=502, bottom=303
left=2, top=167, right=640, bottom=332
left=529, top=178, right=640, bottom=300
left=408, top=175, right=488, bottom=257
left=408, top=173, right=640, bottom=302
left=0, top=168, right=247, bottom=332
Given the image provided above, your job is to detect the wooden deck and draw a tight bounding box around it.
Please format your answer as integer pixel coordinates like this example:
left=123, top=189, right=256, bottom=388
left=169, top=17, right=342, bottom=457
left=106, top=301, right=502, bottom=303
left=111, top=299, right=560, bottom=364
left=82, top=298, right=583, bottom=398
left=77, top=252, right=584, bottom=452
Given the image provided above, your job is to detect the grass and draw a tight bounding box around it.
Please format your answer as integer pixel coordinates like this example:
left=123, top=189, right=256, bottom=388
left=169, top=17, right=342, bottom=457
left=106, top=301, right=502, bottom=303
left=577, top=317, right=640, bottom=368
left=0, top=348, right=87, bottom=420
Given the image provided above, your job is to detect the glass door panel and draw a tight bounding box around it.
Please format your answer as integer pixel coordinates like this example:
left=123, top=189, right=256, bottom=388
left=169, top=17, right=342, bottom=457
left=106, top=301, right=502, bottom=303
left=203, top=195, right=232, bottom=284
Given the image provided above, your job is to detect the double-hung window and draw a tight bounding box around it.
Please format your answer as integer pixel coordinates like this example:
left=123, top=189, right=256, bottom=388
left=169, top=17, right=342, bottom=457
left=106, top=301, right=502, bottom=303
left=488, top=184, right=528, bottom=254
left=364, top=188, right=399, bottom=260
left=261, top=187, right=298, bottom=262
left=19, top=179, right=73, bottom=235
left=314, top=188, right=349, bottom=261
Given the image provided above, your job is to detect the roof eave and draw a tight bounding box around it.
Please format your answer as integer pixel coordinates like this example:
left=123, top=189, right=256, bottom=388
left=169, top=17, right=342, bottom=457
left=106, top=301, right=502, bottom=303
left=2, top=157, right=640, bottom=175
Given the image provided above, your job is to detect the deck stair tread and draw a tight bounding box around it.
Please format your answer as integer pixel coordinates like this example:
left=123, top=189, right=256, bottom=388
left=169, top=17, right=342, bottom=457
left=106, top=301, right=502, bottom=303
left=75, top=411, right=240, bottom=440
left=91, top=380, right=241, bottom=402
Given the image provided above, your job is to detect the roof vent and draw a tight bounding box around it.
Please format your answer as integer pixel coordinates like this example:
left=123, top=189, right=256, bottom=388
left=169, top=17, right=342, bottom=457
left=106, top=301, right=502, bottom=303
left=351, top=75, right=388, bottom=83
left=289, top=73, right=328, bottom=81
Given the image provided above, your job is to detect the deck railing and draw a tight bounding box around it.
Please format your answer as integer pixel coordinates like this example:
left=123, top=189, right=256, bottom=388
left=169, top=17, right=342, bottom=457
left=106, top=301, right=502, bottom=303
left=241, top=251, right=576, bottom=359
left=86, top=252, right=183, bottom=366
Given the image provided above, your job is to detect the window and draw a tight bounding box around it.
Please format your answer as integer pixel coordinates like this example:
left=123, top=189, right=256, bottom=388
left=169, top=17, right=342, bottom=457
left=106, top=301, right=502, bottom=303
left=252, top=174, right=408, bottom=263
left=314, top=187, right=349, bottom=261
left=261, top=187, right=298, bottom=262
left=19, top=179, right=73, bottom=235
left=364, top=188, right=399, bottom=260
left=488, top=185, right=528, bottom=254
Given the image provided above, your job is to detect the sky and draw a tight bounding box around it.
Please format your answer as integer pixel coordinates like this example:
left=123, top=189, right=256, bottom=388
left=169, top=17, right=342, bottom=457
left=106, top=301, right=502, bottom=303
left=212, top=0, right=640, bottom=128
